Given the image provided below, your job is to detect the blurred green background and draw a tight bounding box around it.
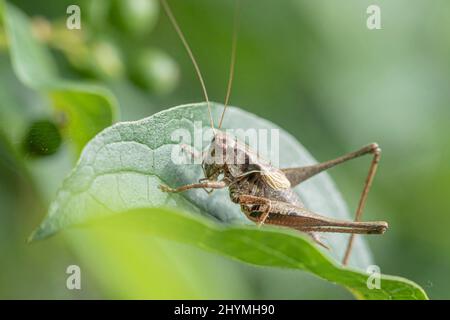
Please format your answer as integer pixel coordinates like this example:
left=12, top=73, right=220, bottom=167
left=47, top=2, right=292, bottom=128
left=0, top=0, right=449, bottom=299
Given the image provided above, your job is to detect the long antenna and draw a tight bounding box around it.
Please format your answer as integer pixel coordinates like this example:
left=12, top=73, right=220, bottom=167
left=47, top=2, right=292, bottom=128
left=161, top=0, right=215, bottom=129
left=218, top=0, right=241, bottom=129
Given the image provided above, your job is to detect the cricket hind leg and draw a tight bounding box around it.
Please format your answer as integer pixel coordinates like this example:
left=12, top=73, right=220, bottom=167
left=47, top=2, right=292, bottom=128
left=237, top=195, right=328, bottom=248
left=281, top=143, right=382, bottom=265
left=236, top=195, right=272, bottom=226
left=281, top=143, right=380, bottom=187
left=236, top=195, right=387, bottom=249
left=342, top=145, right=382, bottom=265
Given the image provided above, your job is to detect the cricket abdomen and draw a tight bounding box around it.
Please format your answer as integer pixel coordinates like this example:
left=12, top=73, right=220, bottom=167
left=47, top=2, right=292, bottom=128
left=228, top=177, right=303, bottom=207
left=261, top=187, right=303, bottom=207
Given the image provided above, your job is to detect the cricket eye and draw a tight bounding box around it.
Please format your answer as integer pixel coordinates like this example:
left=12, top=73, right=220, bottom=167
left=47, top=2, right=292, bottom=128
left=210, top=148, right=215, bottom=157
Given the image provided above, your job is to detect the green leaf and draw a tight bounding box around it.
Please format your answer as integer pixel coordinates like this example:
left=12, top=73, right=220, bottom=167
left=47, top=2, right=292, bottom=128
left=1, top=2, right=118, bottom=154
left=30, top=103, right=427, bottom=299
left=88, top=207, right=428, bottom=300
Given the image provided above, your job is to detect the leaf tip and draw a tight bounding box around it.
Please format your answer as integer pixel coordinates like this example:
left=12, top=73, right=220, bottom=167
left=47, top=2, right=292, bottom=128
left=27, top=224, right=53, bottom=243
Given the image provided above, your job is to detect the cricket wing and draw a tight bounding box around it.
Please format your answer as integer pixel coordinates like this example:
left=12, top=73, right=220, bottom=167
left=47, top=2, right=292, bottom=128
left=260, top=169, right=291, bottom=190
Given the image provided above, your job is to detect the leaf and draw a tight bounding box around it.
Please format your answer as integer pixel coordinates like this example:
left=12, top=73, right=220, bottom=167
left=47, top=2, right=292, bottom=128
left=65, top=220, right=254, bottom=299
left=88, top=207, right=428, bottom=300
left=30, top=103, right=427, bottom=299
left=30, top=103, right=368, bottom=264
left=1, top=1, right=118, bottom=155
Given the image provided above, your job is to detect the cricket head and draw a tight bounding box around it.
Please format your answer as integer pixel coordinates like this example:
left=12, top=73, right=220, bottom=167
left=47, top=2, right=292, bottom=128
left=203, top=130, right=291, bottom=189
left=202, top=130, right=273, bottom=181
left=202, top=130, right=259, bottom=181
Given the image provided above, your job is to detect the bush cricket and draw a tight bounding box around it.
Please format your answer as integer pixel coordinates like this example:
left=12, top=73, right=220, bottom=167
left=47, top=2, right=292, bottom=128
left=158, top=0, right=388, bottom=265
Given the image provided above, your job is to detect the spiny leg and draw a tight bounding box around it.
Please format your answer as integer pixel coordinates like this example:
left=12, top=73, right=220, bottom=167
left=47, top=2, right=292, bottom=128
left=280, top=143, right=382, bottom=265
left=282, top=143, right=380, bottom=187
left=342, top=146, right=381, bottom=265
left=237, top=195, right=272, bottom=226
left=235, top=194, right=387, bottom=248
left=167, top=145, right=219, bottom=194
left=240, top=197, right=387, bottom=234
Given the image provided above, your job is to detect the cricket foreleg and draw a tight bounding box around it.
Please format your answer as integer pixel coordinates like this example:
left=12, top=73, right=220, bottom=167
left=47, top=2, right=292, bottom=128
left=282, top=143, right=381, bottom=187
left=159, top=180, right=227, bottom=193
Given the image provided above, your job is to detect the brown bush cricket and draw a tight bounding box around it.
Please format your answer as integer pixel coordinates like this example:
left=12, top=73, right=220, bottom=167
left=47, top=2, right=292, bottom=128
left=158, top=0, right=388, bottom=265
